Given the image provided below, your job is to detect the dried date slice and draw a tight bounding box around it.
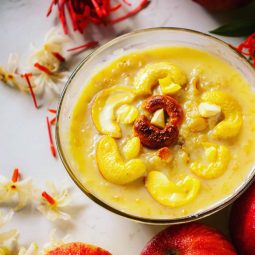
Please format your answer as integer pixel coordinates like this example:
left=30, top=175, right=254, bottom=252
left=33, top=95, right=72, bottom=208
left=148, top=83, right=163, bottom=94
left=134, top=95, right=183, bottom=149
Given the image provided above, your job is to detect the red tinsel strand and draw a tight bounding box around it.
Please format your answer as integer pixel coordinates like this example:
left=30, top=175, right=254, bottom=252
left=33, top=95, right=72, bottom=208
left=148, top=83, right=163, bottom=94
left=47, top=0, right=149, bottom=34
left=237, top=33, right=255, bottom=67
left=108, top=0, right=149, bottom=24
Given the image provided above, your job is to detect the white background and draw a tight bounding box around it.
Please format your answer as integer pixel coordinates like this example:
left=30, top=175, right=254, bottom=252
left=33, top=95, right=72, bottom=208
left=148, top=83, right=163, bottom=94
left=0, top=0, right=246, bottom=254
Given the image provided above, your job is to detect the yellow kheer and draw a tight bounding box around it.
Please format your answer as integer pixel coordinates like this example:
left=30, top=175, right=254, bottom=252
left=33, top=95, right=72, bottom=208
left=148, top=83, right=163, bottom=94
left=69, top=47, right=255, bottom=219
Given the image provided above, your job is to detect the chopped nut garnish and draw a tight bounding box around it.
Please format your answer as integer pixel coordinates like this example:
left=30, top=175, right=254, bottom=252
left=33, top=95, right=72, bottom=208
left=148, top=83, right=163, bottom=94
left=157, top=147, right=172, bottom=162
left=151, top=109, right=165, bottom=129
left=198, top=102, right=221, bottom=118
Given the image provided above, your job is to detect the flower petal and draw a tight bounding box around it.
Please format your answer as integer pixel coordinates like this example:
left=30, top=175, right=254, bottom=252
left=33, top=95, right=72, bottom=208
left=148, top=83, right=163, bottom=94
left=18, top=242, right=38, bottom=255
left=0, top=229, right=18, bottom=244
left=0, top=210, right=14, bottom=228
left=7, top=53, right=19, bottom=73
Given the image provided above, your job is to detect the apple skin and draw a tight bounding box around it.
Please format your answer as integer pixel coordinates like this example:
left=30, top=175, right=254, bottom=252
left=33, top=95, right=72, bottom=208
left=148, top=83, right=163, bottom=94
left=230, top=182, right=255, bottom=255
left=193, top=0, right=252, bottom=11
left=140, top=222, right=237, bottom=255
left=46, top=242, right=111, bottom=255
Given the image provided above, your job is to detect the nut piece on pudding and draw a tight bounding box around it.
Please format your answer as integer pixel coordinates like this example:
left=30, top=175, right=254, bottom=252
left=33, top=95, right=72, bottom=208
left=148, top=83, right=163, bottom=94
left=116, top=104, right=139, bottom=124
left=157, top=147, right=172, bottom=162
left=201, top=90, right=242, bottom=139
left=190, top=143, right=231, bottom=179
left=145, top=171, right=200, bottom=207
left=134, top=62, right=187, bottom=96
left=92, top=87, right=135, bottom=138
left=151, top=109, right=165, bottom=129
left=134, top=95, right=183, bottom=149
left=198, top=102, right=221, bottom=118
left=159, top=75, right=182, bottom=95
left=123, top=137, right=141, bottom=160
left=96, top=136, right=146, bottom=185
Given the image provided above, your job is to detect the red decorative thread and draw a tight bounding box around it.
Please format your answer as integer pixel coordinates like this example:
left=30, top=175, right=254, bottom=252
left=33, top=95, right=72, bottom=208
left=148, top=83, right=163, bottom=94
left=42, top=191, right=56, bottom=205
left=34, top=63, right=52, bottom=75
left=67, top=41, right=98, bottom=52
left=52, top=52, right=66, bottom=62
left=108, top=0, right=149, bottom=24
left=12, top=168, right=20, bottom=183
left=236, top=33, right=255, bottom=67
left=21, top=73, right=39, bottom=109
left=123, top=0, right=132, bottom=6
left=46, top=116, right=56, bottom=158
left=48, top=109, right=57, bottom=114
left=47, top=0, right=149, bottom=34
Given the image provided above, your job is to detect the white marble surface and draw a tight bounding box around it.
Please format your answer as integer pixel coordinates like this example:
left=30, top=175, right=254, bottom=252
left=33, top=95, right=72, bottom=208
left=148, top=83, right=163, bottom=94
left=0, top=0, right=244, bottom=254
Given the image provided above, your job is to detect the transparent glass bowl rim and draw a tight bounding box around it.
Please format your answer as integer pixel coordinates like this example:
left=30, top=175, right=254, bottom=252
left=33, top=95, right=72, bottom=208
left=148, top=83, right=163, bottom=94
left=56, top=27, right=255, bottom=224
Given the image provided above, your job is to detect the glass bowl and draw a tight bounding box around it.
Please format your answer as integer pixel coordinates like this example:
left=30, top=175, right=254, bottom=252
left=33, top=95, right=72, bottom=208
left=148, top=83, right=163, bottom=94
left=56, top=27, right=255, bottom=224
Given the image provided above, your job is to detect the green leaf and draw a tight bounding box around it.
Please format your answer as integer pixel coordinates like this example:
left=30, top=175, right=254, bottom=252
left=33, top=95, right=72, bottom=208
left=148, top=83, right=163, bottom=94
left=210, top=18, right=255, bottom=37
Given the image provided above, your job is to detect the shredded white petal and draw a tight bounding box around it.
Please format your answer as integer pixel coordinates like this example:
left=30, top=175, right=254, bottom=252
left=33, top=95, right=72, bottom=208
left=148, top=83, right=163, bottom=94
left=44, top=27, right=69, bottom=46
left=0, top=229, right=18, bottom=244
left=0, top=210, right=18, bottom=253
left=0, top=61, right=29, bottom=92
left=43, top=229, right=70, bottom=252
left=14, top=179, right=33, bottom=211
left=0, top=177, right=14, bottom=203
left=26, top=28, right=70, bottom=96
left=1, top=27, right=70, bottom=97
left=0, top=211, right=14, bottom=228
left=36, top=182, right=71, bottom=221
left=0, top=176, right=33, bottom=211
left=7, top=53, right=19, bottom=73
left=18, top=242, right=39, bottom=255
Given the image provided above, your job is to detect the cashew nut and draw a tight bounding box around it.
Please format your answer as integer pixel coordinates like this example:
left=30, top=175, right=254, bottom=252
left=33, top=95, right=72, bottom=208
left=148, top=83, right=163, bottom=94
left=146, top=171, right=200, bottom=207
left=92, top=87, right=135, bottom=138
left=201, top=90, right=242, bottom=139
left=190, top=143, right=230, bottom=179
left=123, top=137, right=141, bottom=160
left=134, top=62, right=187, bottom=96
left=96, top=136, right=146, bottom=185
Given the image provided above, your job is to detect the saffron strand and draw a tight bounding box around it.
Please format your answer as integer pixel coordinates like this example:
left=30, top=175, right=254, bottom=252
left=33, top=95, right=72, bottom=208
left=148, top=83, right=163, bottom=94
left=52, top=52, right=65, bottom=62
left=123, top=0, right=132, bottom=6
left=236, top=33, right=255, bottom=67
left=21, top=73, right=39, bottom=109
left=46, top=116, right=57, bottom=158
left=48, top=109, right=57, bottom=114
left=109, top=0, right=149, bottom=24
left=12, top=168, right=20, bottom=183
left=47, top=0, right=149, bottom=34
left=67, top=41, right=98, bottom=52
left=34, top=63, right=52, bottom=75
left=42, top=191, right=56, bottom=205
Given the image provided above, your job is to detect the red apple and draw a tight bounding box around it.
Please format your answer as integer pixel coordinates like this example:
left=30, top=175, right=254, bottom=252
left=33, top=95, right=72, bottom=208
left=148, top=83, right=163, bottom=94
left=46, top=242, right=111, bottom=255
left=230, top=182, right=255, bottom=255
left=193, top=0, right=252, bottom=11
left=141, top=222, right=237, bottom=255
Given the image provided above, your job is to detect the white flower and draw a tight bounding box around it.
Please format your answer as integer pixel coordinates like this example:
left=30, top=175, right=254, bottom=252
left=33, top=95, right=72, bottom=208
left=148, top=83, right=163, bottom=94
left=0, top=170, right=33, bottom=210
left=0, top=229, right=18, bottom=247
left=28, top=28, right=70, bottom=95
left=43, top=229, right=70, bottom=252
left=0, top=54, right=29, bottom=92
left=0, top=54, right=43, bottom=96
left=37, top=182, right=71, bottom=221
left=0, top=210, right=19, bottom=254
left=18, top=243, right=39, bottom=255
left=32, top=71, right=69, bottom=95
left=0, top=211, right=13, bottom=228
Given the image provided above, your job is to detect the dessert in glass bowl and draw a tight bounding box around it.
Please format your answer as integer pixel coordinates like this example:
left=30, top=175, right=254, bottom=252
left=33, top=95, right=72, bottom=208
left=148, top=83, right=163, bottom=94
left=56, top=28, right=255, bottom=223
